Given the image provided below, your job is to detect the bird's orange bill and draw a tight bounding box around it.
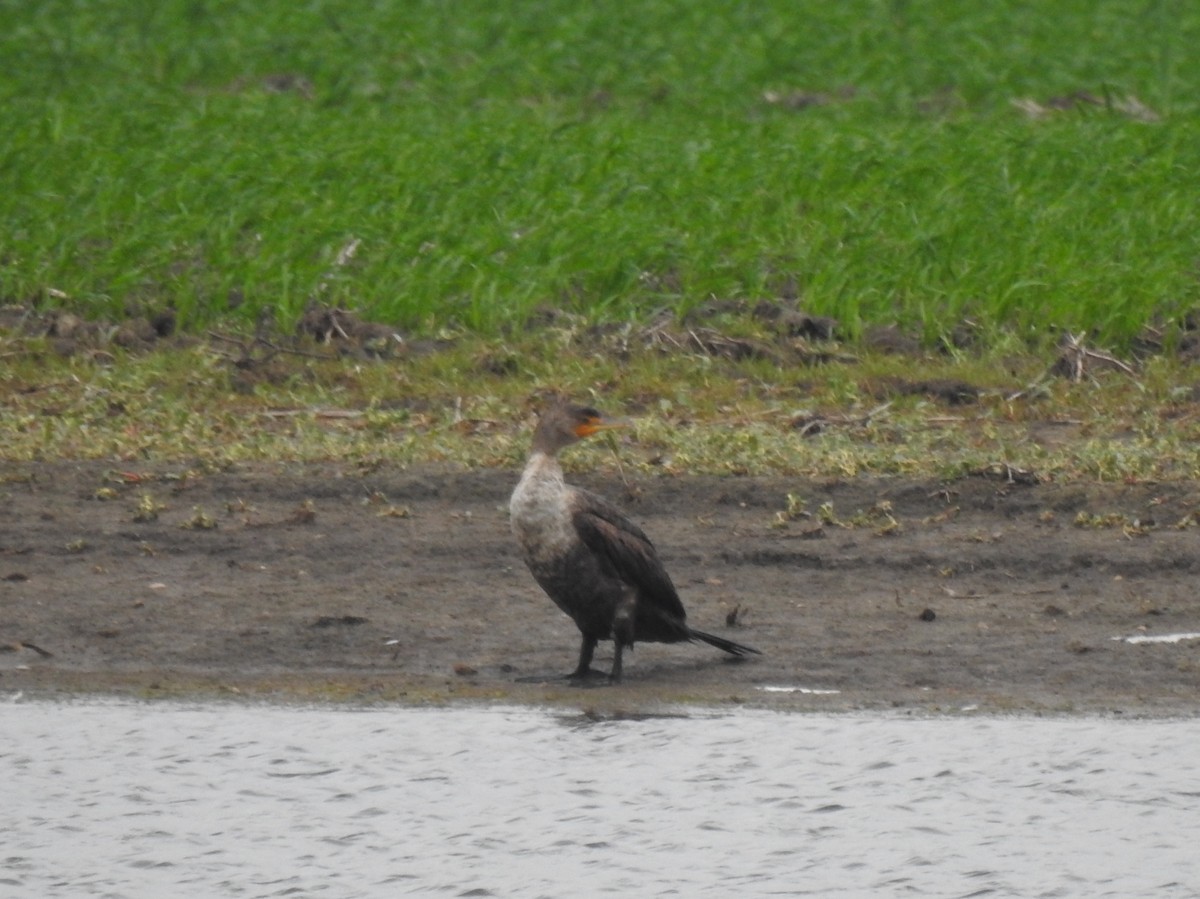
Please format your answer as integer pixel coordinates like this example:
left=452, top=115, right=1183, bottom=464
left=575, top=417, right=628, bottom=438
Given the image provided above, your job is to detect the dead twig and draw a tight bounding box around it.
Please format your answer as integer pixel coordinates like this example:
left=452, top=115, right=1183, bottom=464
left=207, top=330, right=332, bottom=366
left=258, top=409, right=365, bottom=420
left=1009, top=332, right=1136, bottom=399
left=970, top=463, right=1041, bottom=486
left=1053, top=332, right=1137, bottom=382
left=2, top=640, right=55, bottom=658
left=789, top=401, right=892, bottom=437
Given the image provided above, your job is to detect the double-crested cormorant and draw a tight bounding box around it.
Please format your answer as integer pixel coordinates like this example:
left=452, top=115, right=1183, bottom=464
left=509, top=401, right=761, bottom=682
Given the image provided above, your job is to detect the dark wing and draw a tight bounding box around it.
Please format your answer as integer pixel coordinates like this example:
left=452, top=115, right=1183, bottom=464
left=570, top=488, right=688, bottom=620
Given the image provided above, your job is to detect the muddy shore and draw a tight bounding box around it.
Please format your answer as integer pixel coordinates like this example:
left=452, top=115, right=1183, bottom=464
left=2, top=461, right=1199, bottom=715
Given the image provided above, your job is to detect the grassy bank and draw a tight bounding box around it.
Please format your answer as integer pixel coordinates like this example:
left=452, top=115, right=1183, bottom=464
left=3, top=324, right=1200, bottom=483
left=3, top=1, right=1199, bottom=345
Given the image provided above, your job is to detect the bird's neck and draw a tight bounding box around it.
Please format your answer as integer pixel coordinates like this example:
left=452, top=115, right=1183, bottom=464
left=517, top=450, right=564, bottom=490
left=511, top=450, right=572, bottom=537
left=512, top=449, right=568, bottom=514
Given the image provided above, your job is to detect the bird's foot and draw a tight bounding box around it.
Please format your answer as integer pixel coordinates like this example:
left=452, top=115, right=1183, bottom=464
left=514, top=668, right=611, bottom=685
left=567, top=667, right=613, bottom=687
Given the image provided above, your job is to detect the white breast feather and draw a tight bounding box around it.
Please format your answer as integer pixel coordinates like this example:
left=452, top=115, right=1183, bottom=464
left=510, top=453, right=576, bottom=565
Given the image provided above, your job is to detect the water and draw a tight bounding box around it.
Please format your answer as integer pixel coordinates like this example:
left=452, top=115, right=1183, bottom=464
left=3, top=700, right=1199, bottom=898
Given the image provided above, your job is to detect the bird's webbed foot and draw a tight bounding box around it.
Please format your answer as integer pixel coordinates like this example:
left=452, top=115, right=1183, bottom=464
left=565, top=666, right=612, bottom=688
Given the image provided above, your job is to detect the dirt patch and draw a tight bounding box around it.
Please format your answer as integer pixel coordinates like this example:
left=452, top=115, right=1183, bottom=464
left=3, top=461, right=1199, bottom=715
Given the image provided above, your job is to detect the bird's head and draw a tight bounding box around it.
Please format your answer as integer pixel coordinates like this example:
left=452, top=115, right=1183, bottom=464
left=531, top=401, right=626, bottom=455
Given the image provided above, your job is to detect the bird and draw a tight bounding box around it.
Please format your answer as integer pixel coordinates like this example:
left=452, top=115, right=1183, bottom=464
left=509, top=400, right=761, bottom=683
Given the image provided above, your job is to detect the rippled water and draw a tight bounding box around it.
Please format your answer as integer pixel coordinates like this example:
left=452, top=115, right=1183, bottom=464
left=4, top=700, right=1199, bottom=898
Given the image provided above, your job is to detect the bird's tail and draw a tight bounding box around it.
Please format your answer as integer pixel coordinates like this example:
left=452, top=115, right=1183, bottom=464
left=689, top=628, right=762, bottom=657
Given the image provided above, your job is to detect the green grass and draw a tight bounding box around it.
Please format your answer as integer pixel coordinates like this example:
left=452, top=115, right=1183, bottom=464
left=2, top=0, right=1199, bottom=345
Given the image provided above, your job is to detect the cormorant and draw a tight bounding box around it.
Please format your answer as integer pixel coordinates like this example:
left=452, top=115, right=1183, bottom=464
left=509, top=401, right=761, bottom=682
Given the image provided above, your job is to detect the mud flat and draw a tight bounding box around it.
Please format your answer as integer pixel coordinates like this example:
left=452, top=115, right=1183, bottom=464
left=3, top=462, right=1199, bottom=715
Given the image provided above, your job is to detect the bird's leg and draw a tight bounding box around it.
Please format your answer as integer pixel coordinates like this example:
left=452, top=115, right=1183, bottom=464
left=610, top=641, right=625, bottom=683
left=609, top=594, right=637, bottom=683
left=568, top=634, right=598, bottom=680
